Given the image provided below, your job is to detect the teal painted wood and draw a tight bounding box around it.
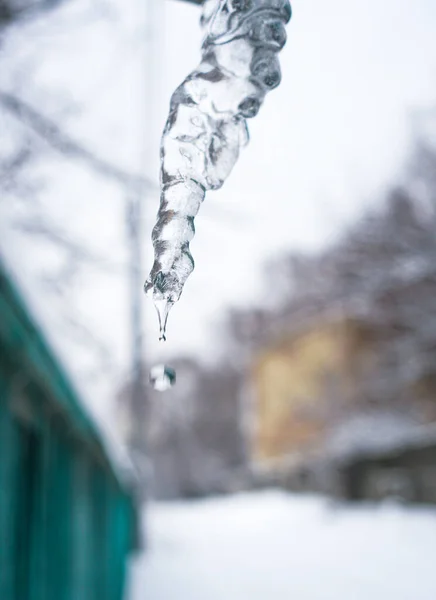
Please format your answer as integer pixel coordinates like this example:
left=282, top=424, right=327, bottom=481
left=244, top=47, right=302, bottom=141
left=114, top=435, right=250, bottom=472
left=114, top=495, right=134, bottom=600
left=47, top=426, right=71, bottom=600
left=28, top=418, right=45, bottom=600
left=0, top=261, right=139, bottom=600
left=0, top=266, right=122, bottom=477
left=71, top=448, right=93, bottom=600
left=108, top=490, right=129, bottom=600
left=0, top=375, right=20, bottom=600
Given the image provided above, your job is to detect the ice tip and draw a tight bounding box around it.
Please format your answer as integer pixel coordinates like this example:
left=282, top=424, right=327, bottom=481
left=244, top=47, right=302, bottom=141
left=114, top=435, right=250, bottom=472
left=154, top=297, right=173, bottom=343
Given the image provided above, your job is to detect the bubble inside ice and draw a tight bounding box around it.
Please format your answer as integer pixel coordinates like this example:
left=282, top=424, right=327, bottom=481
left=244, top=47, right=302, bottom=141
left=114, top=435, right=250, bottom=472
left=149, top=364, right=176, bottom=392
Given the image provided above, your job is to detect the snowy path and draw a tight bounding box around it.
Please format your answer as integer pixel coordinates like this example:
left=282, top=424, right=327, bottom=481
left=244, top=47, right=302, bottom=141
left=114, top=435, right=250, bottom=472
left=128, top=491, right=436, bottom=600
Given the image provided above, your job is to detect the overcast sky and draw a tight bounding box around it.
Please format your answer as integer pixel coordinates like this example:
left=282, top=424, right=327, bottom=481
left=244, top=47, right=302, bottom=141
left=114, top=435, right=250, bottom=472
left=1, top=0, right=436, bottom=425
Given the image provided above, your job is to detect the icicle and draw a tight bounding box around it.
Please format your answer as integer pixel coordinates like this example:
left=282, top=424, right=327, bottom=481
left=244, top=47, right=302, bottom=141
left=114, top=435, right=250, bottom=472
left=145, top=0, right=292, bottom=338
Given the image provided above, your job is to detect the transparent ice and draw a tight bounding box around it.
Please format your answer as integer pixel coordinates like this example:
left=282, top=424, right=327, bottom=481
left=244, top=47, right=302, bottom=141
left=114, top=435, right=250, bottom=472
left=145, top=0, right=292, bottom=340
left=149, top=364, right=177, bottom=392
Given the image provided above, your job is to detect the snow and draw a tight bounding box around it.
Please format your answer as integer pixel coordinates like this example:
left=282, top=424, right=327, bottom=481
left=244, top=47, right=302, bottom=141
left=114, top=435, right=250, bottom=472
left=128, top=490, right=436, bottom=600
left=326, top=413, right=433, bottom=461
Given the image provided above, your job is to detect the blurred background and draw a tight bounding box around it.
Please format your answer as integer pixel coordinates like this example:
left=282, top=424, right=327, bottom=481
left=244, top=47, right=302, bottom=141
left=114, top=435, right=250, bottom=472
left=1, top=0, right=436, bottom=599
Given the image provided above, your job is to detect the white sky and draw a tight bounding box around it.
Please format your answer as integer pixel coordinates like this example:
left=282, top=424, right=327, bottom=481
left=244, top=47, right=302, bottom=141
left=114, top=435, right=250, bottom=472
left=1, top=0, right=436, bottom=424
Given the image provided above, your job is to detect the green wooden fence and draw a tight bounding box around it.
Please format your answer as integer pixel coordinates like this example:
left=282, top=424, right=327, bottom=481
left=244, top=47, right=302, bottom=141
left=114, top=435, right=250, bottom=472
left=0, top=262, right=138, bottom=600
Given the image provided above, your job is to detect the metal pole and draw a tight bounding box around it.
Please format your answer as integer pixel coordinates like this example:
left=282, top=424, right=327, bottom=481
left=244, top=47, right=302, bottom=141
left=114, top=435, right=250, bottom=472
left=126, top=0, right=162, bottom=486
left=127, top=190, right=145, bottom=456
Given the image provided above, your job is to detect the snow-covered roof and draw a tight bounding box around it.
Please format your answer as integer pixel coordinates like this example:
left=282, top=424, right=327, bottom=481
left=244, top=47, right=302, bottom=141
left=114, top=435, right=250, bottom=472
left=326, top=412, right=436, bottom=463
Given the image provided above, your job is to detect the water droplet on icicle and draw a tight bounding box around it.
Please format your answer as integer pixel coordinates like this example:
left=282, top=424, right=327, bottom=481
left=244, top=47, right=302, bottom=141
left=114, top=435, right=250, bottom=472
left=149, top=364, right=176, bottom=392
left=154, top=298, right=172, bottom=342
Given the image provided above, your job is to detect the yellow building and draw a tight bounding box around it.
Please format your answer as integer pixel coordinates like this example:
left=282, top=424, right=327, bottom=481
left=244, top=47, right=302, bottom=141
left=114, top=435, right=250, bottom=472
left=251, top=316, right=375, bottom=465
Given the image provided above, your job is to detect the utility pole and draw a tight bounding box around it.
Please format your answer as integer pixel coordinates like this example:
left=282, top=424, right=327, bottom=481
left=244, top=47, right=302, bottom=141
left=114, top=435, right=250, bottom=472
left=126, top=0, right=162, bottom=492
left=127, top=186, right=145, bottom=458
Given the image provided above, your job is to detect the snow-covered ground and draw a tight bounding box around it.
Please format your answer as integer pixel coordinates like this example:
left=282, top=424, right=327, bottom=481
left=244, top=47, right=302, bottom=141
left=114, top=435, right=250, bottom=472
left=128, top=490, right=436, bottom=600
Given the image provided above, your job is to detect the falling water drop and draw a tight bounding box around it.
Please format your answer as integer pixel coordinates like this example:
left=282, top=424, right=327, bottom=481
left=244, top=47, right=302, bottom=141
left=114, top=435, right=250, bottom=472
left=149, top=364, right=176, bottom=392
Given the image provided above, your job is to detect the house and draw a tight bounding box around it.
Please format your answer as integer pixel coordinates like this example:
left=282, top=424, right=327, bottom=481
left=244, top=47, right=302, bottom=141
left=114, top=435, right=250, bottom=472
left=250, top=314, right=376, bottom=465
left=248, top=277, right=436, bottom=503
left=0, top=260, right=138, bottom=600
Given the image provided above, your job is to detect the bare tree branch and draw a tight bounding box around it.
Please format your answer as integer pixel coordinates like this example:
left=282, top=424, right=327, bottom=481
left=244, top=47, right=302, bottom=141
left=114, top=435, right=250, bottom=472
left=13, top=214, right=118, bottom=270
left=0, top=0, right=69, bottom=29
left=0, top=90, right=151, bottom=192
left=63, top=312, right=116, bottom=374
left=0, top=145, right=33, bottom=190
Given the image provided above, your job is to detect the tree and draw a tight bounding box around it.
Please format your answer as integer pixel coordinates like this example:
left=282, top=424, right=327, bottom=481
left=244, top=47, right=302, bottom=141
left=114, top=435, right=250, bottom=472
left=0, top=0, right=68, bottom=30
left=0, top=0, right=153, bottom=437
left=221, top=135, right=436, bottom=452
